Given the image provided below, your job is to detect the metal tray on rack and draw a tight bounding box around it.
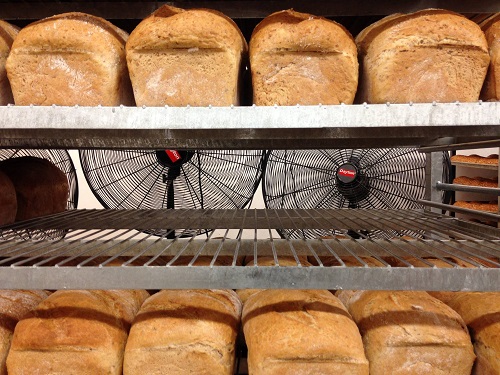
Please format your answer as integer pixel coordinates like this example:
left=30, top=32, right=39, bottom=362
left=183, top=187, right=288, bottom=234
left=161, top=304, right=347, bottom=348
left=0, top=209, right=499, bottom=291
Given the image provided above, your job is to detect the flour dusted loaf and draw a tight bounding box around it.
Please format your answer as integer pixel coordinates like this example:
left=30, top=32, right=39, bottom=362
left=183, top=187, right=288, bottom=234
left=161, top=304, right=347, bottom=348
left=480, top=13, right=500, bottom=101
left=123, top=289, right=242, bottom=375
left=0, top=170, right=16, bottom=226
left=0, top=290, right=48, bottom=375
left=356, top=9, right=490, bottom=103
left=7, top=289, right=149, bottom=375
left=242, top=289, right=369, bottom=375
left=6, top=12, right=134, bottom=106
left=337, top=290, right=475, bottom=375
left=126, top=5, right=247, bottom=106
left=446, top=292, right=500, bottom=374
left=0, top=156, right=69, bottom=221
left=0, top=20, right=18, bottom=105
left=250, top=9, right=358, bottom=106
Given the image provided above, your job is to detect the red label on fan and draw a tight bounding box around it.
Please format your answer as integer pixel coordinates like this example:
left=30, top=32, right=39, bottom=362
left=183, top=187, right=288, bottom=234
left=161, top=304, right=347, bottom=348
left=338, top=168, right=356, bottom=177
left=165, top=150, right=181, bottom=162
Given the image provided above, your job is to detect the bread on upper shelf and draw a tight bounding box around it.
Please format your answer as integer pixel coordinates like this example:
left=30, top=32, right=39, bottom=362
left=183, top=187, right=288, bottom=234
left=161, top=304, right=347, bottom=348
left=7, top=289, right=149, bottom=375
left=6, top=12, right=134, bottom=106
left=123, top=289, right=242, bottom=375
left=126, top=4, right=247, bottom=107
left=337, top=290, right=476, bottom=375
left=0, top=20, right=19, bottom=105
left=242, top=289, right=369, bottom=374
left=453, top=175, right=498, bottom=188
left=0, top=156, right=69, bottom=222
left=249, top=9, right=358, bottom=106
left=450, top=154, right=499, bottom=165
left=356, top=9, right=490, bottom=104
left=445, top=292, right=500, bottom=375
left=480, top=13, right=500, bottom=101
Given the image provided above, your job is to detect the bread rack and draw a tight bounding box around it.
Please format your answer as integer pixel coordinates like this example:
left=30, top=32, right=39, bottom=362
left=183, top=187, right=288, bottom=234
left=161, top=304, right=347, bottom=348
left=0, top=0, right=499, bottom=292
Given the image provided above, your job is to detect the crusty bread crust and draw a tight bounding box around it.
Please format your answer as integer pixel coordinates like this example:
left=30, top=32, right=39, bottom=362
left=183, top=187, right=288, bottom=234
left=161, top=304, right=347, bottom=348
left=480, top=13, right=500, bottom=101
left=356, top=9, right=490, bottom=103
left=250, top=9, right=358, bottom=105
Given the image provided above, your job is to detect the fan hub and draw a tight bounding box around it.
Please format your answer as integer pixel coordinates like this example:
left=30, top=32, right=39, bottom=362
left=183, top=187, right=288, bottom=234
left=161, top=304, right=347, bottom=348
left=335, top=162, right=370, bottom=204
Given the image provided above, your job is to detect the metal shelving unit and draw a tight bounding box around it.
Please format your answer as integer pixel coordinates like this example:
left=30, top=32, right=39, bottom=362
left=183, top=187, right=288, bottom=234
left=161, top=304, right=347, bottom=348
left=0, top=0, right=499, bottom=291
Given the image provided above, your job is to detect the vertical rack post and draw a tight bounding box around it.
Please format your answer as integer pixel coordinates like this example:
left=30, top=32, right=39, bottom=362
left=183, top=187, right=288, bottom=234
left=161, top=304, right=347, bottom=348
left=425, top=152, right=444, bottom=214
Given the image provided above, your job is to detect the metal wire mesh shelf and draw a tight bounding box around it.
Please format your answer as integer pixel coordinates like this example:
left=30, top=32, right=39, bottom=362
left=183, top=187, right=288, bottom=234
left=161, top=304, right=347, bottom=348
left=0, top=209, right=498, bottom=291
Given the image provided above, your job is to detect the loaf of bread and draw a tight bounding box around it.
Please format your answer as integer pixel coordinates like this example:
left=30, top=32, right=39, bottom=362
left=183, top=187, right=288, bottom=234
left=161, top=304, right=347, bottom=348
left=123, top=289, right=242, bottom=375
left=126, top=5, right=247, bottom=106
left=480, top=14, right=500, bottom=101
left=454, top=200, right=498, bottom=213
left=7, top=289, right=148, bottom=375
left=250, top=9, right=358, bottom=106
left=0, top=290, right=48, bottom=375
left=0, top=170, right=16, bottom=226
left=242, top=289, right=369, bottom=374
left=0, top=156, right=69, bottom=221
left=453, top=175, right=498, bottom=188
left=0, top=20, right=18, bottom=105
left=6, top=12, right=134, bottom=106
left=336, top=290, right=476, bottom=374
left=446, top=292, right=500, bottom=374
left=356, top=9, right=490, bottom=103
left=451, top=154, right=499, bottom=165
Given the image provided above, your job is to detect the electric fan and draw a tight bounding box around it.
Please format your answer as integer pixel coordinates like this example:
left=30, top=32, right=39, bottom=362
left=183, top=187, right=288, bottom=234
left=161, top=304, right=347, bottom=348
left=262, top=148, right=451, bottom=239
left=0, top=149, right=79, bottom=240
left=79, top=149, right=266, bottom=237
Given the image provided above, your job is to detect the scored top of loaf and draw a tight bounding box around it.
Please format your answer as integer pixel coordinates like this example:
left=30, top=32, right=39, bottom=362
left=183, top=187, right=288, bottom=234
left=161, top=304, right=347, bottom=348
left=9, top=12, right=128, bottom=57
left=250, top=9, right=356, bottom=55
left=126, top=5, right=247, bottom=53
left=356, top=8, right=488, bottom=56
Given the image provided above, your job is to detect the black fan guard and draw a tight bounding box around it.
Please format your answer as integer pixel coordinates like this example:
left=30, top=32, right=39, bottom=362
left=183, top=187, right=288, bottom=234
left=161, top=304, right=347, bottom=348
left=0, top=149, right=79, bottom=240
left=79, top=149, right=266, bottom=237
left=262, top=148, right=451, bottom=240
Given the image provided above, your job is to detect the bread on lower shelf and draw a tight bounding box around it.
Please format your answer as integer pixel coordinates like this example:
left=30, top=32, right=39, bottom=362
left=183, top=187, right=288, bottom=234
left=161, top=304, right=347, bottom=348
left=0, top=170, right=16, bottom=226
left=450, top=154, right=499, bottom=165
left=7, top=289, right=149, bottom=375
left=453, top=200, right=499, bottom=213
left=6, top=12, right=134, bottom=106
left=126, top=5, right=247, bottom=107
left=336, top=290, right=476, bottom=375
left=0, top=290, right=48, bottom=375
left=0, top=20, right=19, bottom=105
left=249, top=9, right=358, bottom=106
left=356, top=9, right=490, bottom=104
left=123, top=289, right=242, bottom=375
left=242, top=289, right=369, bottom=375
left=0, top=156, right=69, bottom=222
left=445, top=292, right=500, bottom=375
left=480, top=13, right=500, bottom=101
left=453, top=176, right=499, bottom=188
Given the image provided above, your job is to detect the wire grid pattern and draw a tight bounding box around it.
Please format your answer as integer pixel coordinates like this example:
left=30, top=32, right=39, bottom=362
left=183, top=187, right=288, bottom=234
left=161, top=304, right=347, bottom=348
left=263, top=149, right=450, bottom=239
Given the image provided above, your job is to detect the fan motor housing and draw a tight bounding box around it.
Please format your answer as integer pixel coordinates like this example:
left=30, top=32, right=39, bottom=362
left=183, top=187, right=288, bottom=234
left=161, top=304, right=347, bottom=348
left=335, top=162, right=370, bottom=204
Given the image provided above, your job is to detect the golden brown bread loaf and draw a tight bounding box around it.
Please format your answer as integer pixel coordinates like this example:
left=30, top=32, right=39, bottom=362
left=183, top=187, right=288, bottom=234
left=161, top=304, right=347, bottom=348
left=480, top=13, right=500, bottom=101
left=250, top=9, right=358, bottom=105
left=123, top=289, right=242, bottom=375
left=126, top=5, right=247, bottom=106
left=356, top=9, right=490, bottom=103
left=0, top=20, right=18, bottom=105
left=6, top=12, right=134, bottom=106
left=0, top=156, right=69, bottom=221
left=336, top=290, right=476, bottom=374
left=451, top=154, right=499, bottom=165
left=445, top=292, right=500, bottom=374
left=0, top=170, right=16, bottom=226
left=7, top=289, right=149, bottom=375
left=454, top=200, right=499, bottom=213
left=242, top=289, right=369, bottom=375
left=0, top=290, right=48, bottom=375
left=453, top=175, right=499, bottom=188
